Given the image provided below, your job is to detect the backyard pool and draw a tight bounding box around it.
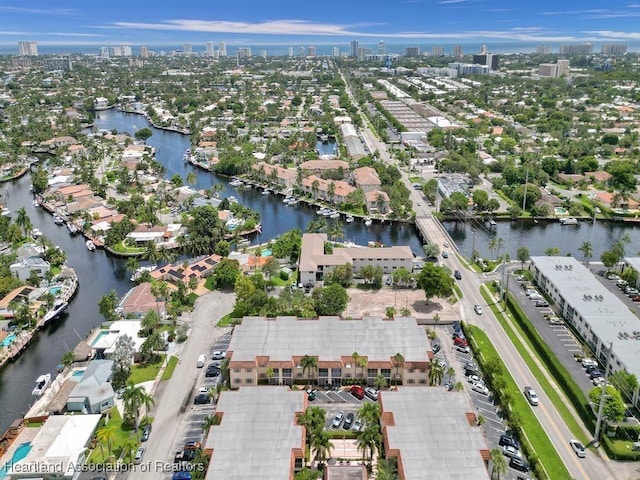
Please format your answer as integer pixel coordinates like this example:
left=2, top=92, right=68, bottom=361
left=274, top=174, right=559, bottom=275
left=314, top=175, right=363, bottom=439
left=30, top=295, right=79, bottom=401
left=91, top=330, right=110, bottom=347
left=261, top=249, right=272, bottom=257
left=71, top=369, right=86, bottom=378
left=0, top=442, right=32, bottom=480
left=49, top=286, right=62, bottom=296
left=1, top=334, right=16, bottom=348
left=554, top=207, right=568, bottom=215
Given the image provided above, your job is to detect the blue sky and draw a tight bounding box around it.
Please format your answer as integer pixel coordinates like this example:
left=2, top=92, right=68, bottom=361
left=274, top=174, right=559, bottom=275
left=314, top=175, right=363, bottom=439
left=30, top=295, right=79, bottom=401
left=1, top=0, right=639, bottom=48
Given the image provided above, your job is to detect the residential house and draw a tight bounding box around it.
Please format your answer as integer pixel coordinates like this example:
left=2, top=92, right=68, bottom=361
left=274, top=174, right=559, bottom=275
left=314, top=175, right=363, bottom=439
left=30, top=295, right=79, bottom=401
left=66, top=360, right=115, bottom=414
left=119, top=282, right=166, bottom=318
left=10, top=256, right=50, bottom=282
left=150, top=254, right=222, bottom=285
left=252, top=161, right=297, bottom=189
left=301, top=175, right=355, bottom=204
left=365, top=189, right=390, bottom=214
left=299, top=159, right=350, bottom=175
left=352, top=166, right=381, bottom=193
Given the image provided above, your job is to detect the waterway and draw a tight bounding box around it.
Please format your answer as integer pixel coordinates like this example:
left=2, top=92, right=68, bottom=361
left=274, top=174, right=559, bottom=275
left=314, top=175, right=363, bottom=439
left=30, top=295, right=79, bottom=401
left=2, top=108, right=639, bottom=432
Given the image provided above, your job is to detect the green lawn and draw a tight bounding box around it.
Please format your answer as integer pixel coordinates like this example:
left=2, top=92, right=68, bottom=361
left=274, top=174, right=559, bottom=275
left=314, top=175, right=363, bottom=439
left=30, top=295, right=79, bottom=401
left=452, top=284, right=463, bottom=299
left=129, top=354, right=165, bottom=385
left=466, top=324, right=570, bottom=480
left=88, top=408, right=137, bottom=464
left=479, top=285, right=591, bottom=446
left=161, top=355, right=178, bottom=381
left=217, top=313, right=240, bottom=327
left=110, top=241, right=145, bottom=254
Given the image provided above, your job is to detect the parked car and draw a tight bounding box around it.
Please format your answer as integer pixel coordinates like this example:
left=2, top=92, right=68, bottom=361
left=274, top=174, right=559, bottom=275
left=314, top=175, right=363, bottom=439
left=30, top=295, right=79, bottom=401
left=581, top=358, right=598, bottom=368
left=134, top=447, right=146, bottom=465
left=454, top=344, right=470, bottom=354
left=194, top=393, right=211, bottom=405
left=585, top=365, right=599, bottom=375
left=502, top=445, right=521, bottom=458
left=212, top=351, right=226, bottom=360
left=350, top=385, right=365, bottom=400
left=205, top=366, right=220, bottom=378
left=365, top=387, right=379, bottom=401
left=499, top=434, right=520, bottom=449
left=454, top=270, right=462, bottom=280
left=444, top=381, right=454, bottom=391
left=343, top=413, right=354, bottom=430
left=441, top=251, right=449, bottom=258
left=606, top=273, right=620, bottom=281
left=569, top=439, right=586, bottom=458
left=454, top=336, right=469, bottom=348
left=353, top=418, right=363, bottom=432
left=196, top=354, right=207, bottom=368
left=432, top=343, right=441, bottom=354
left=173, top=472, right=192, bottom=480
left=593, top=377, right=606, bottom=386
left=535, top=300, right=549, bottom=307
left=471, top=382, right=489, bottom=395
left=524, top=387, right=539, bottom=406
left=473, top=304, right=483, bottom=315
left=509, top=456, right=529, bottom=472
left=184, top=441, right=202, bottom=451
left=630, top=295, right=640, bottom=302
left=332, top=411, right=344, bottom=428
left=443, top=242, right=449, bottom=248
left=589, top=369, right=604, bottom=380
left=174, top=450, right=197, bottom=463
left=141, top=424, right=152, bottom=442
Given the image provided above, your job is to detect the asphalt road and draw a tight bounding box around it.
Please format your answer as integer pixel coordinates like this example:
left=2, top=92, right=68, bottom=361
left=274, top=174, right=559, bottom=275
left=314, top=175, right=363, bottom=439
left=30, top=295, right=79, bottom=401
left=127, top=291, right=235, bottom=480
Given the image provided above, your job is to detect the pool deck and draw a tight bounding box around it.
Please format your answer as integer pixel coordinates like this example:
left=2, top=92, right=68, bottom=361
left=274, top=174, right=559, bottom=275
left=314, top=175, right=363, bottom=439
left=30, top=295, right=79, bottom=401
left=0, top=428, right=39, bottom=467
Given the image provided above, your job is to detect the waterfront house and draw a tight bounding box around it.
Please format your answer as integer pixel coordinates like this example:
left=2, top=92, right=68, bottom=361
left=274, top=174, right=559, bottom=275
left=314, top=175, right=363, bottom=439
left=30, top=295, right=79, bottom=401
left=126, top=224, right=182, bottom=245
left=149, top=254, right=222, bottom=285
left=298, top=159, right=350, bottom=175
left=251, top=161, right=297, bottom=189
left=66, top=360, right=115, bottom=414
left=90, top=320, right=144, bottom=360
left=10, top=256, right=50, bottom=282
left=365, top=189, right=390, bottom=214
left=119, top=282, right=166, bottom=318
left=300, top=175, right=355, bottom=204
left=94, top=97, right=109, bottom=109
left=0, top=286, right=34, bottom=319
left=352, top=166, right=382, bottom=193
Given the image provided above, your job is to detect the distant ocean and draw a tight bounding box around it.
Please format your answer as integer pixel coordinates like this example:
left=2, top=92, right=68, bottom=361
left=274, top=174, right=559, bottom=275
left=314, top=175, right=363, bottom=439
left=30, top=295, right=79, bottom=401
left=0, top=42, right=638, bottom=57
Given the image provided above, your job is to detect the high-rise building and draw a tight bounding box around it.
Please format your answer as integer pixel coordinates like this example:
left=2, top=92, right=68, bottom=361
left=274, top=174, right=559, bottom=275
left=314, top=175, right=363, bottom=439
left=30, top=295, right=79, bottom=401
left=206, top=42, right=214, bottom=57
left=378, top=40, right=386, bottom=55
left=536, top=45, right=551, bottom=55
left=472, top=53, right=499, bottom=70
left=260, top=50, right=267, bottom=59
left=432, top=46, right=443, bottom=57
left=559, top=43, right=593, bottom=55
left=219, top=41, right=227, bottom=57
left=453, top=45, right=462, bottom=57
left=538, top=59, right=570, bottom=78
left=357, top=47, right=367, bottom=61
left=479, top=44, right=488, bottom=54
left=183, top=44, right=192, bottom=55
left=601, top=44, right=627, bottom=55
left=43, top=57, right=73, bottom=72
left=350, top=40, right=359, bottom=58
left=99, top=47, right=110, bottom=58
left=140, top=46, right=149, bottom=58
left=557, top=59, right=570, bottom=77
left=307, top=46, right=316, bottom=57
left=405, top=47, right=421, bottom=57
left=332, top=46, right=340, bottom=57
left=18, top=41, right=38, bottom=56
left=299, top=46, right=306, bottom=56
left=288, top=47, right=294, bottom=57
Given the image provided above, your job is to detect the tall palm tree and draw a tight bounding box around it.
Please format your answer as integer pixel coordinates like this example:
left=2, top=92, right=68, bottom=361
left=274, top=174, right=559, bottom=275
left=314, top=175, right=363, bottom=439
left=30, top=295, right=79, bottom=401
left=357, top=356, right=368, bottom=383
left=579, top=241, right=593, bottom=266
left=312, top=430, right=332, bottom=467
left=14, top=207, right=31, bottom=236
left=311, top=179, right=320, bottom=199
left=429, top=361, right=445, bottom=386
left=122, top=385, right=147, bottom=433
left=144, top=241, right=160, bottom=264
left=356, top=424, right=381, bottom=467
left=357, top=402, right=381, bottom=426
left=351, top=352, right=360, bottom=378
left=300, top=355, right=318, bottom=385
left=392, top=353, right=404, bottom=386
left=202, top=414, right=221, bottom=437
left=95, top=424, right=116, bottom=462
left=126, top=257, right=140, bottom=277
left=265, top=366, right=275, bottom=385
left=490, top=447, right=508, bottom=479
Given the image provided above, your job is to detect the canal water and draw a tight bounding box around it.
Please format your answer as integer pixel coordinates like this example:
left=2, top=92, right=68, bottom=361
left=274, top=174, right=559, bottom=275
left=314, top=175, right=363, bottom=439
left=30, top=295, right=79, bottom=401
left=2, top=108, right=639, bottom=432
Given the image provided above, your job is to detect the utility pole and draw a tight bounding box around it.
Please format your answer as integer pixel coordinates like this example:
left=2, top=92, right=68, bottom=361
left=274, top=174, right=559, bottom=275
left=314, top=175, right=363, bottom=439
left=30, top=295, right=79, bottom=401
left=594, top=342, right=614, bottom=443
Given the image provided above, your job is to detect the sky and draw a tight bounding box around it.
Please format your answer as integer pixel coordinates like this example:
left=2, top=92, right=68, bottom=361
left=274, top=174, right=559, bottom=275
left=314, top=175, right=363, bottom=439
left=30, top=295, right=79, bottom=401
left=1, top=0, right=640, bottom=50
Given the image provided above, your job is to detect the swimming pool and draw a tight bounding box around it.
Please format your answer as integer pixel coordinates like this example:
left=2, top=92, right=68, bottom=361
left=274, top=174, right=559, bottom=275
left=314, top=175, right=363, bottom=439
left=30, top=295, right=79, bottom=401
left=49, top=286, right=62, bottom=295
left=1, top=334, right=16, bottom=348
left=261, top=249, right=272, bottom=257
left=554, top=207, right=568, bottom=215
left=72, top=369, right=86, bottom=378
left=91, top=330, right=109, bottom=346
left=0, top=442, right=32, bottom=480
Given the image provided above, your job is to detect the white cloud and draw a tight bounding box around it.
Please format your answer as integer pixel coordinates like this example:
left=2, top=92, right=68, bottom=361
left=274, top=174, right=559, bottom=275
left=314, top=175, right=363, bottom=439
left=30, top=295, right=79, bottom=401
left=583, top=30, right=640, bottom=40
left=439, top=0, right=467, bottom=4
left=0, top=6, right=77, bottom=15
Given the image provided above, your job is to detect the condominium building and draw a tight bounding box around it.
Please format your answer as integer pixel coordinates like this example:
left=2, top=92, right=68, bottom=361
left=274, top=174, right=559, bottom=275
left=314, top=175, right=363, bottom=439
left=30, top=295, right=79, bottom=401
left=432, top=46, right=444, bottom=57
left=183, top=43, right=192, bottom=55
left=538, top=63, right=559, bottom=78
left=219, top=41, right=227, bottom=57
left=405, top=46, right=421, bottom=57
left=378, top=40, right=386, bottom=55
left=559, top=43, right=593, bottom=55
left=601, top=44, right=627, bottom=55
left=205, top=42, right=214, bottom=57
left=298, top=233, right=413, bottom=286
left=204, top=388, right=306, bottom=480
left=139, top=46, right=149, bottom=58
left=288, top=46, right=294, bottom=57
left=530, top=256, right=640, bottom=406
left=449, top=62, right=489, bottom=76
left=350, top=40, right=359, bottom=58
left=227, top=316, right=432, bottom=387
left=18, top=41, right=38, bottom=56
left=307, top=46, right=316, bottom=57
left=332, top=46, right=340, bottom=57
left=452, top=45, right=463, bottom=57
left=380, top=388, right=491, bottom=480
left=472, top=53, right=499, bottom=70
left=536, top=45, right=551, bottom=55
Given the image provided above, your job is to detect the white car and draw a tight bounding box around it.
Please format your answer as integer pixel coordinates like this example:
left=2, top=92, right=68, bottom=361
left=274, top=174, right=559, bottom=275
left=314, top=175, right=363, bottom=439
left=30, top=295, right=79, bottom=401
left=443, top=241, right=449, bottom=248
left=467, top=374, right=482, bottom=384
left=212, top=351, right=226, bottom=360
left=570, top=439, right=586, bottom=458
left=474, top=304, right=483, bottom=315
left=524, top=387, right=539, bottom=406
left=582, top=358, right=598, bottom=368
left=332, top=411, right=345, bottom=428
left=471, top=382, right=489, bottom=395
left=502, top=445, right=521, bottom=458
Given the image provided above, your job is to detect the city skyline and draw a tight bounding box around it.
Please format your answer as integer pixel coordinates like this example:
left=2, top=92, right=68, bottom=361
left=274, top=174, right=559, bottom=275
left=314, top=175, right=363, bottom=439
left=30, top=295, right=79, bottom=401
left=1, top=0, right=639, bottom=48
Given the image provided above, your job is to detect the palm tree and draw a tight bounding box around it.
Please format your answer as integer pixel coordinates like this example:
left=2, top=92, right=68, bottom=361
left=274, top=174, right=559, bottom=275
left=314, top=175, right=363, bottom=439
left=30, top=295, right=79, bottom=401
left=311, top=179, right=320, bottom=199
left=356, top=424, right=381, bottom=467
left=312, top=430, right=332, bottom=467
left=126, top=257, right=140, bottom=277
left=357, top=356, right=368, bottom=383
left=96, top=424, right=116, bottom=462
left=327, top=182, right=336, bottom=204
left=579, top=241, right=593, bottom=266
left=392, top=353, right=404, bottom=386
left=144, top=241, right=160, bottom=264
left=429, top=361, right=445, bottom=386
left=122, top=385, right=147, bottom=433
left=351, top=352, right=360, bottom=378
left=265, top=366, right=275, bottom=385
left=123, top=438, right=138, bottom=464
left=202, top=414, right=220, bottom=436
left=300, top=355, right=318, bottom=385
left=374, top=374, right=387, bottom=390
left=358, top=402, right=381, bottom=426
left=490, top=447, right=508, bottom=479
left=15, top=207, right=31, bottom=236
left=386, top=306, right=396, bottom=319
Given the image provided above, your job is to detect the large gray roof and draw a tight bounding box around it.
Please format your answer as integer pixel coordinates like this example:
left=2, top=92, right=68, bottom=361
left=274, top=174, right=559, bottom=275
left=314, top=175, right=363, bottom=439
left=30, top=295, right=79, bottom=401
left=380, top=388, right=490, bottom=480
left=532, top=256, right=640, bottom=378
left=229, top=316, right=430, bottom=363
left=205, top=387, right=305, bottom=480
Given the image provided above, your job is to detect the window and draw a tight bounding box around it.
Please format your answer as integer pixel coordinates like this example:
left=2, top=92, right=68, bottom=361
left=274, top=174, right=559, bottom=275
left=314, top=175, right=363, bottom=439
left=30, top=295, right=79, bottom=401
left=297, top=372, right=303, bottom=378
left=245, top=368, right=253, bottom=373
left=234, top=378, right=241, bottom=384
left=245, top=378, right=253, bottom=384
left=234, top=368, right=241, bottom=373
left=331, top=368, right=342, bottom=378
left=407, top=379, right=415, bottom=384
left=318, top=368, right=329, bottom=378
left=294, top=458, right=303, bottom=469
left=282, top=368, right=292, bottom=378
left=419, top=379, right=427, bottom=384
left=367, top=368, right=377, bottom=378
left=381, top=368, right=391, bottom=378
left=259, top=373, right=266, bottom=379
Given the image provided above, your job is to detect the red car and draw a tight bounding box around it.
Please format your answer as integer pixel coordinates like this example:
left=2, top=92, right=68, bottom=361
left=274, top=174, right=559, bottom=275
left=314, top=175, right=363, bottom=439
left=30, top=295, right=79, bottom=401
left=454, top=337, right=469, bottom=348
left=631, top=295, right=640, bottom=302
left=350, top=385, right=365, bottom=400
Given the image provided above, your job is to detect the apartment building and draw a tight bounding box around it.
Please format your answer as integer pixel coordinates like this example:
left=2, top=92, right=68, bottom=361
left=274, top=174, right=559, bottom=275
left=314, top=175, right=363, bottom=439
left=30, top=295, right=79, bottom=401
left=298, top=233, right=413, bottom=286
left=530, top=256, right=640, bottom=405
left=227, top=316, right=432, bottom=387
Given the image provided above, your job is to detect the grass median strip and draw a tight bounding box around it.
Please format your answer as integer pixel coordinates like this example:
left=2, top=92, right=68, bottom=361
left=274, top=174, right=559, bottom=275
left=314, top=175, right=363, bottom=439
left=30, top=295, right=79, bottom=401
left=479, top=285, right=589, bottom=444
left=466, top=323, right=569, bottom=480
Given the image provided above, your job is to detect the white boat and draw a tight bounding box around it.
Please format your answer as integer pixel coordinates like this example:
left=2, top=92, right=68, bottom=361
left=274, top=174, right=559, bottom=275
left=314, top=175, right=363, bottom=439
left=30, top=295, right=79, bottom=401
left=43, top=300, right=68, bottom=325
left=66, top=222, right=78, bottom=234
left=32, top=373, right=51, bottom=396
left=560, top=217, right=578, bottom=225
left=329, top=211, right=340, bottom=219
left=288, top=198, right=299, bottom=205
left=31, top=228, right=43, bottom=238
left=364, top=217, right=372, bottom=226
left=261, top=189, right=271, bottom=195
left=32, top=199, right=40, bottom=207
left=86, top=240, right=96, bottom=251
left=130, top=264, right=158, bottom=282
left=227, top=196, right=238, bottom=204
left=283, top=197, right=293, bottom=204
left=1, top=208, right=11, bottom=217
left=317, top=207, right=328, bottom=215
left=53, top=214, right=64, bottom=225
left=346, top=215, right=354, bottom=223
left=229, top=179, right=243, bottom=187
